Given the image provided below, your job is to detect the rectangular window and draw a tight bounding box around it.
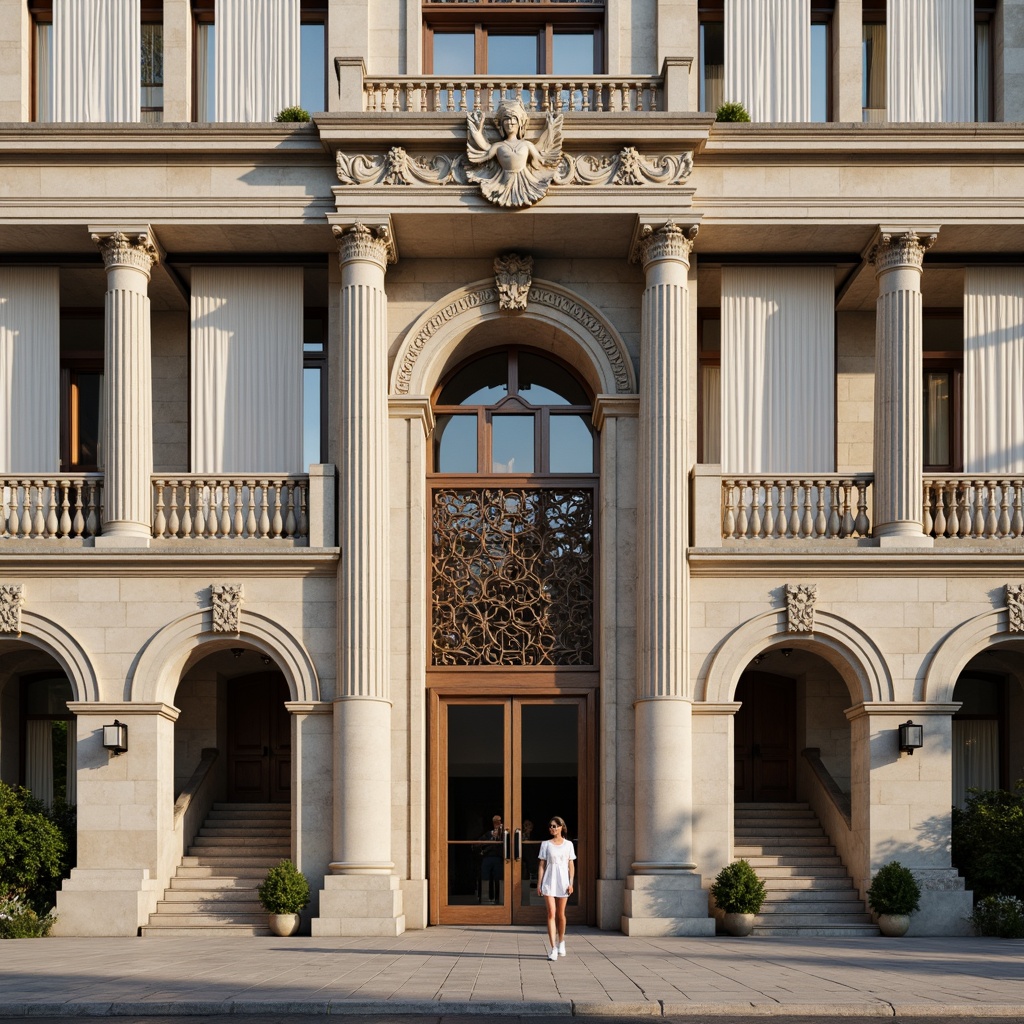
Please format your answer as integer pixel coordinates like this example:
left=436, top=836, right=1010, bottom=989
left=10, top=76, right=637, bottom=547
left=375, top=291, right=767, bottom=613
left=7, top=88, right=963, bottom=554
left=300, top=22, right=326, bottom=113
left=60, top=314, right=105, bottom=472
left=302, top=311, right=327, bottom=469
left=922, top=314, right=963, bottom=472
left=698, top=311, right=721, bottom=464
left=699, top=20, right=724, bottom=114
left=141, top=22, right=164, bottom=122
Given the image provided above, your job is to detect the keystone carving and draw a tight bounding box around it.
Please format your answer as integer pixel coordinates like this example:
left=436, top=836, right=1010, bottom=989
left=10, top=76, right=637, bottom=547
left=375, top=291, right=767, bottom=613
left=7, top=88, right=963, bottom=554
left=1007, top=584, right=1024, bottom=633
left=494, top=254, right=533, bottom=313
left=786, top=584, right=817, bottom=633
left=211, top=583, right=243, bottom=634
left=466, top=99, right=563, bottom=208
left=0, top=584, right=25, bottom=635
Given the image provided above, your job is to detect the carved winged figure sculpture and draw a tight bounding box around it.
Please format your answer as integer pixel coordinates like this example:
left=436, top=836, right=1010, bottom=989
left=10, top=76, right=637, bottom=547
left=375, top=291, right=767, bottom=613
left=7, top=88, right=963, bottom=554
left=466, top=98, right=563, bottom=208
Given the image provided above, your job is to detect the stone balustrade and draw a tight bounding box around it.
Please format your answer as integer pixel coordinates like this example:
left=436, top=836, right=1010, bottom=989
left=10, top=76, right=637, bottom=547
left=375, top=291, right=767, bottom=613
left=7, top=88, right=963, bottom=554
left=0, top=476, right=103, bottom=540
left=362, top=76, right=663, bottom=114
left=151, top=476, right=309, bottom=543
left=717, top=475, right=874, bottom=542
left=923, top=476, right=1024, bottom=540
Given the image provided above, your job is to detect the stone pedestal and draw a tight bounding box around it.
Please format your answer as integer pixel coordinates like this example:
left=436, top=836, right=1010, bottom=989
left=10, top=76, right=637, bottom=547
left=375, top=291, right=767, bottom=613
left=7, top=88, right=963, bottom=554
left=90, top=229, right=158, bottom=548
left=870, top=229, right=936, bottom=547
left=622, top=222, right=713, bottom=937
left=314, top=221, right=405, bottom=936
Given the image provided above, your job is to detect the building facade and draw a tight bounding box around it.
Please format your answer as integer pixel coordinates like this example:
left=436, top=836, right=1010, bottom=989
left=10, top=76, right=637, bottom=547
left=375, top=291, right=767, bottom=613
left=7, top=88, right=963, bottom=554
left=1, top=0, right=1022, bottom=938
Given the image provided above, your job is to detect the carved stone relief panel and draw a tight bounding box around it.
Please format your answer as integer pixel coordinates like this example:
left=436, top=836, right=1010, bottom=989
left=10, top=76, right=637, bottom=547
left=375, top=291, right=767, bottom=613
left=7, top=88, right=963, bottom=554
left=0, top=584, right=25, bottom=635
left=786, top=584, right=817, bottom=633
left=1007, top=584, right=1024, bottom=633
left=211, top=583, right=243, bottom=634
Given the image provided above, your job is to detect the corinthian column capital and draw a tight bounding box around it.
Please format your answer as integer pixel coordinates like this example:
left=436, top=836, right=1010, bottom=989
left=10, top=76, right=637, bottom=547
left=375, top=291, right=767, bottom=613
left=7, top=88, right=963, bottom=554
left=333, top=221, right=397, bottom=270
left=91, top=231, right=159, bottom=277
left=869, top=230, right=937, bottom=276
left=632, top=221, right=698, bottom=269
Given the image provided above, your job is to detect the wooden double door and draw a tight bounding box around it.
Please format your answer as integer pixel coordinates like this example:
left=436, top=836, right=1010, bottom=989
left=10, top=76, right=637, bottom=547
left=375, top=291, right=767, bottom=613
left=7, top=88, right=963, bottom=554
left=734, top=672, right=796, bottom=802
left=430, top=691, right=594, bottom=925
left=226, top=673, right=290, bottom=802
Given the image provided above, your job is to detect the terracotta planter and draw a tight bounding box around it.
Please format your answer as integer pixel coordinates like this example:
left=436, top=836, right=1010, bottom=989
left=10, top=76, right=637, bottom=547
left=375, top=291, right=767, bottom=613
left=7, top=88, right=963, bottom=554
left=722, top=912, right=755, bottom=937
left=876, top=913, right=910, bottom=937
left=268, top=912, right=301, bottom=936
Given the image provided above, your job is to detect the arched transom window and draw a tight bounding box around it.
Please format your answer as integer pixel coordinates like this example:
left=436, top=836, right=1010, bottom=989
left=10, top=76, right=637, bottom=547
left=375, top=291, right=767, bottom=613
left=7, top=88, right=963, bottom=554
left=430, top=349, right=596, bottom=667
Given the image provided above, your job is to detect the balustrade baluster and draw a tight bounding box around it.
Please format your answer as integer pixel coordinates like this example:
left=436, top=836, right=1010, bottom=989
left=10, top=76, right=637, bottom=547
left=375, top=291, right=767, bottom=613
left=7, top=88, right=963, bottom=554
left=180, top=482, right=194, bottom=539
left=854, top=483, right=869, bottom=536
left=298, top=482, right=308, bottom=539
left=735, top=482, right=749, bottom=538
left=933, top=485, right=947, bottom=538
left=794, top=482, right=806, bottom=537
left=1011, top=480, right=1024, bottom=538
left=285, top=483, right=297, bottom=538
left=0, top=487, right=9, bottom=538
left=722, top=480, right=736, bottom=538
left=839, top=481, right=854, bottom=537
left=813, top=481, right=827, bottom=537
left=194, top=481, right=207, bottom=539
left=72, top=483, right=85, bottom=537
left=775, top=482, right=789, bottom=537
left=945, top=483, right=959, bottom=538
left=85, top=483, right=99, bottom=537
left=826, top=483, right=840, bottom=537
left=153, top=480, right=166, bottom=537
left=271, top=483, right=284, bottom=538
left=30, top=484, right=44, bottom=537
left=972, top=481, right=985, bottom=538
left=58, top=481, right=71, bottom=538
left=245, top=482, right=258, bottom=538
left=220, top=485, right=231, bottom=537
left=233, top=483, right=244, bottom=537
left=167, top=483, right=180, bottom=537
left=922, top=483, right=933, bottom=537
left=751, top=482, right=764, bottom=538
left=984, top=480, right=998, bottom=537
left=651, top=83, right=659, bottom=111
left=998, top=481, right=1012, bottom=537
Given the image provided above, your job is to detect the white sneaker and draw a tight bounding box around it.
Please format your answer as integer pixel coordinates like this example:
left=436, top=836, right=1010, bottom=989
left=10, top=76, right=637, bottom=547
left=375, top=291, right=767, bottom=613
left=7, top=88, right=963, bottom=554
left=547, top=946, right=559, bottom=961
left=557, top=941, right=566, bottom=957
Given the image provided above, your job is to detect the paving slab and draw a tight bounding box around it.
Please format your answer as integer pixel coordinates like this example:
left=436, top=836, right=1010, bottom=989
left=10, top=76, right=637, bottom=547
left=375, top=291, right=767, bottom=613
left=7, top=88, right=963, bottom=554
left=0, top=927, right=1022, bottom=1017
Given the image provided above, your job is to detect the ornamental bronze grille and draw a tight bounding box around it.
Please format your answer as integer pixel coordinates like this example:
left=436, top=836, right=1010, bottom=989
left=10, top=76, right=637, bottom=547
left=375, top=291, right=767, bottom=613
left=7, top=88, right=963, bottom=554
left=431, top=486, right=594, bottom=666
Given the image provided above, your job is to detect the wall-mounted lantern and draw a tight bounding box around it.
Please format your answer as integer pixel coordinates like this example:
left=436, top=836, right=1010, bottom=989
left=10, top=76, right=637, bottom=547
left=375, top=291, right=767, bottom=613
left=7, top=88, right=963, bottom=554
left=898, top=720, right=923, bottom=756
left=102, top=720, right=128, bottom=755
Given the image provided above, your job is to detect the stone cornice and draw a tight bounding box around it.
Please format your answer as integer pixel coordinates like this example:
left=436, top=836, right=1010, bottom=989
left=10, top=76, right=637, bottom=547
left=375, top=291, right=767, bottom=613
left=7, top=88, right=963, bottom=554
left=0, top=550, right=339, bottom=577
left=845, top=701, right=961, bottom=722
left=592, top=395, right=640, bottom=429
left=67, top=701, right=180, bottom=721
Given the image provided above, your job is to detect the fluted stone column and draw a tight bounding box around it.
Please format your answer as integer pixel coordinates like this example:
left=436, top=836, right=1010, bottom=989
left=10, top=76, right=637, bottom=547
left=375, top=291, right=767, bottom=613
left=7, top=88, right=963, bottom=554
left=870, top=229, right=937, bottom=547
left=313, top=222, right=405, bottom=937
left=91, top=230, right=158, bottom=547
left=623, top=222, right=714, bottom=937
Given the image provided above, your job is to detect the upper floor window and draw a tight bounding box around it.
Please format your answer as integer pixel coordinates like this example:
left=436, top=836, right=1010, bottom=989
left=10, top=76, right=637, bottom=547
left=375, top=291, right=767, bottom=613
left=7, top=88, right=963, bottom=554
left=31, top=0, right=163, bottom=122
left=193, top=0, right=326, bottom=121
left=923, top=313, right=964, bottom=472
left=424, top=1, right=605, bottom=76
left=699, top=1, right=831, bottom=121
left=59, top=313, right=104, bottom=472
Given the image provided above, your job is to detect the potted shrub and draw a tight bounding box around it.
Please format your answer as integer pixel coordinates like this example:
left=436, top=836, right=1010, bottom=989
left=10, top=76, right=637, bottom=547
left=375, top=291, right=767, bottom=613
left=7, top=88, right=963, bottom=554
left=257, top=859, right=310, bottom=936
left=710, top=859, right=767, bottom=936
left=715, top=101, right=751, bottom=123
left=867, top=860, right=920, bottom=936
left=275, top=106, right=311, bottom=122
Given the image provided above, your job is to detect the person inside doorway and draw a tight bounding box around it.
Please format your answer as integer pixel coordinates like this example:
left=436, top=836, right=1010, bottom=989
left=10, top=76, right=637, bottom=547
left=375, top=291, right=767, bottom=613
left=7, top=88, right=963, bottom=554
left=476, top=814, right=504, bottom=903
left=537, top=815, right=575, bottom=961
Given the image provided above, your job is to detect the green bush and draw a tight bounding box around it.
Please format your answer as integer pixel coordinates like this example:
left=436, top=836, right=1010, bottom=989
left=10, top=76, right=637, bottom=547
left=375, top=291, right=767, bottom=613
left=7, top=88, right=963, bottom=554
left=867, top=861, right=921, bottom=916
left=970, top=894, right=1024, bottom=938
left=710, top=859, right=767, bottom=914
left=0, top=782, right=67, bottom=916
left=952, top=782, right=1024, bottom=903
left=0, top=891, right=56, bottom=939
left=275, top=106, right=311, bottom=122
left=257, top=859, right=310, bottom=914
left=715, top=101, right=751, bottom=122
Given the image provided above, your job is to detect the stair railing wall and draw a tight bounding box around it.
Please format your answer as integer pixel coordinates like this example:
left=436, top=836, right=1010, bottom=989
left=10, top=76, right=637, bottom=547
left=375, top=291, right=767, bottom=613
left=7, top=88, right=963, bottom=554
left=171, top=747, right=221, bottom=868
left=799, top=747, right=863, bottom=895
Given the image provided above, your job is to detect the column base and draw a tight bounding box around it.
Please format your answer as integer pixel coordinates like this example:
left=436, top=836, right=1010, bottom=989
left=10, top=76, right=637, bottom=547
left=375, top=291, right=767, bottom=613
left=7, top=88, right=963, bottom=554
left=620, top=873, right=715, bottom=936
left=51, top=868, right=162, bottom=936
left=311, top=874, right=406, bottom=937
left=874, top=523, right=934, bottom=548
left=94, top=526, right=151, bottom=548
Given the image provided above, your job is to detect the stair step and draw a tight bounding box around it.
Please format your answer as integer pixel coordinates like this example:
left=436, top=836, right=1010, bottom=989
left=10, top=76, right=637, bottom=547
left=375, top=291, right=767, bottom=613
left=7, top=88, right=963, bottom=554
left=191, top=836, right=291, bottom=847
left=758, top=876, right=855, bottom=890
left=184, top=854, right=287, bottom=866
left=160, top=889, right=260, bottom=903
left=755, top=925, right=880, bottom=937
left=760, top=901, right=866, bottom=915
left=198, top=827, right=291, bottom=837
left=169, top=876, right=261, bottom=891
left=144, top=911, right=269, bottom=926
left=755, top=912, right=875, bottom=926
left=141, top=924, right=271, bottom=937
left=155, top=899, right=263, bottom=913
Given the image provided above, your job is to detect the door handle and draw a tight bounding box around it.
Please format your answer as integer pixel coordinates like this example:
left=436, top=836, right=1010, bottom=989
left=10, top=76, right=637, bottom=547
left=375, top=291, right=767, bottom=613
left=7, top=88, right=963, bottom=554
left=513, top=828, right=522, bottom=860
left=503, top=828, right=511, bottom=860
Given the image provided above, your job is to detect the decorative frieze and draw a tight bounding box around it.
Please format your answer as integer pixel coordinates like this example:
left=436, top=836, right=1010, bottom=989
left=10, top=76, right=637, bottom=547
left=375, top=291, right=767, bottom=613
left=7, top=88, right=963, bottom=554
left=211, top=583, right=243, bottom=634
left=336, top=144, right=694, bottom=192
left=868, top=231, right=936, bottom=274
left=495, top=254, right=533, bottom=313
left=0, top=584, right=25, bottom=635
left=332, top=222, right=397, bottom=268
left=91, top=231, right=159, bottom=276
left=632, top=221, right=698, bottom=267
left=786, top=583, right=817, bottom=633
left=1007, top=584, right=1024, bottom=633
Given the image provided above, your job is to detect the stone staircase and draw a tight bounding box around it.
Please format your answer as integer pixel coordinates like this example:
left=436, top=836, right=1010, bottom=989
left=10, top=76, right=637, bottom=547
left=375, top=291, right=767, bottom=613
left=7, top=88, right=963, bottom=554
left=734, top=802, right=878, bottom=936
left=141, top=802, right=291, bottom=936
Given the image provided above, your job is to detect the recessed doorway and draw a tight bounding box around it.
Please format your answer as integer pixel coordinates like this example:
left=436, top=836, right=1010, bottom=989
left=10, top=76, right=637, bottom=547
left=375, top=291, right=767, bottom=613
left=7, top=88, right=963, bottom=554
left=734, top=672, right=796, bottom=802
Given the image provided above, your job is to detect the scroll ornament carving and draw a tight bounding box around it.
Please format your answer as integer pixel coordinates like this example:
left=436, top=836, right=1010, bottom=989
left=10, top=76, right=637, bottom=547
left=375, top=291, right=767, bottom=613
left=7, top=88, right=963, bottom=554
left=465, top=99, right=563, bottom=208
left=868, top=231, right=937, bottom=274
left=0, top=584, right=25, bottom=635
left=91, top=231, right=159, bottom=275
left=332, top=222, right=396, bottom=268
left=393, top=285, right=631, bottom=395
left=211, top=583, right=243, bottom=634
left=786, top=583, right=817, bottom=633
left=336, top=145, right=694, bottom=191
left=495, top=254, right=533, bottom=313
left=1007, top=584, right=1024, bottom=633
left=632, top=221, right=698, bottom=267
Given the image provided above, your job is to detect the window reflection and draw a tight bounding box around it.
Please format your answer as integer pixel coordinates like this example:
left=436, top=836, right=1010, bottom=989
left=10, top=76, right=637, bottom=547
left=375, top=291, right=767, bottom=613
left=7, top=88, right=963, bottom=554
left=519, top=352, right=587, bottom=406
left=492, top=415, right=535, bottom=474
left=439, top=352, right=508, bottom=406
left=549, top=416, right=593, bottom=473
left=436, top=415, right=479, bottom=474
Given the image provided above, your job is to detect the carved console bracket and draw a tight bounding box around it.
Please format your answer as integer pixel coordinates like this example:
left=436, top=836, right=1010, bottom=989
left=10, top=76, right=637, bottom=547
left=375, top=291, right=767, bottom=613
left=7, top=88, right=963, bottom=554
left=1007, top=584, right=1024, bottom=633
left=211, top=583, right=244, bottom=634
left=0, top=584, right=25, bottom=635
left=786, top=583, right=817, bottom=634
left=495, top=254, right=533, bottom=313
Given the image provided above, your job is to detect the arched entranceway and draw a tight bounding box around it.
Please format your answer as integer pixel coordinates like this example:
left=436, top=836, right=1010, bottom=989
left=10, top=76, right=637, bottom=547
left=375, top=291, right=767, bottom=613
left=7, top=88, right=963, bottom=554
left=427, top=346, right=598, bottom=926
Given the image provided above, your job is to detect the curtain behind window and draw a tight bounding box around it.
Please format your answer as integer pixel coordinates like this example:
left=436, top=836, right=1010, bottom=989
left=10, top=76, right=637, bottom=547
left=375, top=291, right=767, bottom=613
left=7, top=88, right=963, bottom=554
left=952, top=719, right=999, bottom=809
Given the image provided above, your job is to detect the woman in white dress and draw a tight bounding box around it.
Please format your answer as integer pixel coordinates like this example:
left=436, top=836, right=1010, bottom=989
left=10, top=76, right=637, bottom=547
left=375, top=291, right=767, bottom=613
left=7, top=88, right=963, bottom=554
left=537, top=815, right=575, bottom=961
